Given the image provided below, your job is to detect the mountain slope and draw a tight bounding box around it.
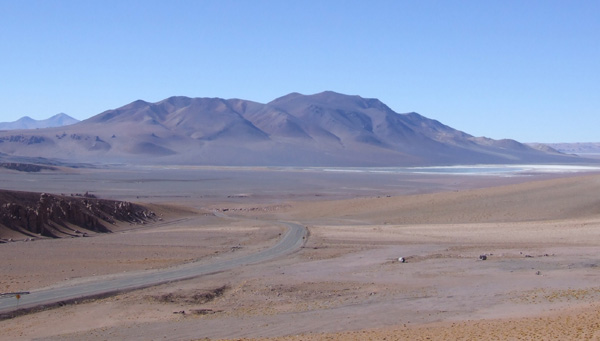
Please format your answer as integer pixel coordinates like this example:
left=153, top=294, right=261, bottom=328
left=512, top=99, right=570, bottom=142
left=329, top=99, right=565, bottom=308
left=0, top=92, right=585, bottom=166
left=0, top=113, right=79, bottom=130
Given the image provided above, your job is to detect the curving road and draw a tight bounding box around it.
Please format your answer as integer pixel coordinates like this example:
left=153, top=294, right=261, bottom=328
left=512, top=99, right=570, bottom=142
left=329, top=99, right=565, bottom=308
left=0, top=221, right=306, bottom=317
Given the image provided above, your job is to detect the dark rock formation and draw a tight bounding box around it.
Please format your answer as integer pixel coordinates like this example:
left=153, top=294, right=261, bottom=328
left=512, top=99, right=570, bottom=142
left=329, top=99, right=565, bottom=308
left=0, top=163, right=57, bottom=172
left=0, top=190, right=155, bottom=239
left=0, top=135, right=46, bottom=145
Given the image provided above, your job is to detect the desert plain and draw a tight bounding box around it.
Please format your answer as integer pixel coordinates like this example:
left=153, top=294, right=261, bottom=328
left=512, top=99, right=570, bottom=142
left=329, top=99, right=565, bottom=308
left=1, top=165, right=600, bottom=340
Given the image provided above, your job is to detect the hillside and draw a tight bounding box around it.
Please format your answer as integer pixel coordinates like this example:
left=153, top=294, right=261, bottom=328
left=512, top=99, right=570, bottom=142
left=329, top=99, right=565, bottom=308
left=0, top=92, right=584, bottom=166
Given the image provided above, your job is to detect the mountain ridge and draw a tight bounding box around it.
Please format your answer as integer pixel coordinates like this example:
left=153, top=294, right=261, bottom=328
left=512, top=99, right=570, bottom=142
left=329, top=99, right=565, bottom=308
left=0, top=92, right=587, bottom=166
left=538, top=143, right=600, bottom=155
left=0, top=113, right=79, bottom=130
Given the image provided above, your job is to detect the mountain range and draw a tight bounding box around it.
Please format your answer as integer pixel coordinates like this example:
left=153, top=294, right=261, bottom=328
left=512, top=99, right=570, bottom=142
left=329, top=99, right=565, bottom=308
left=0, top=92, right=585, bottom=166
left=0, top=113, right=79, bottom=130
left=539, top=143, right=600, bottom=155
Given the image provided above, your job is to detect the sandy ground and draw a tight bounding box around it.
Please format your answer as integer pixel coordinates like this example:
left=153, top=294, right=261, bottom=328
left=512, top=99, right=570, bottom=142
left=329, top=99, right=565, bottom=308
left=1, top=212, right=283, bottom=293
left=1, top=168, right=600, bottom=340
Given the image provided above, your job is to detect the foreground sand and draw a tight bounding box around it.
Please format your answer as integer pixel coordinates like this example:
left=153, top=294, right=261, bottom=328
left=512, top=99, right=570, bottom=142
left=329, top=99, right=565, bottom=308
left=238, top=303, right=600, bottom=340
left=1, top=169, right=600, bottom=340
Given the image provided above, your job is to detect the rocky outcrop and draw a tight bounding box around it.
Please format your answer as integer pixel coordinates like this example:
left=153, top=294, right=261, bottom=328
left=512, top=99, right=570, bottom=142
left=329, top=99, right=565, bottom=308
left=0, top=135, right=46, bottom=145
left=0, top=190, right=156, bottom=239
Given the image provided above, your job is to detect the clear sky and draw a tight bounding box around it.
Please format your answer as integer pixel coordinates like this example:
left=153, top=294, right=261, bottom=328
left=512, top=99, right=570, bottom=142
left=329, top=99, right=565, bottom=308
left=0, top=0, right=598, bottom=143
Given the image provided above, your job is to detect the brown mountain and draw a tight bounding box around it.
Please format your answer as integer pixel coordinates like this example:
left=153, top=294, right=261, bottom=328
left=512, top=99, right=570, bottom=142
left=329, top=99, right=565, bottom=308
left=0, top=91, right=583, bottom=166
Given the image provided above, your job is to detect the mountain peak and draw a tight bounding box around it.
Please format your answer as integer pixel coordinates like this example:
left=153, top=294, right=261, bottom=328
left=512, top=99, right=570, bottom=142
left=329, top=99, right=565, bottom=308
left=0, top=113, right=79, bottom=130
left=16, top=116, right=35, bottom=122
left=268, top=92, right=305, bottom=105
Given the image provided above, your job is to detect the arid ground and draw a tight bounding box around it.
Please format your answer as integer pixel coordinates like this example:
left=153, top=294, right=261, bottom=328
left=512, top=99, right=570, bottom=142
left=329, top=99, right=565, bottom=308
left=1, top=166, right=600, bottom=340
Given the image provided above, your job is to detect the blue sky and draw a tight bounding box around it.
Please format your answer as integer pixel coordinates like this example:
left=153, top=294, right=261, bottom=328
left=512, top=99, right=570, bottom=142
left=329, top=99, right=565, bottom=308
left=0, top=0, right=598, bottom=142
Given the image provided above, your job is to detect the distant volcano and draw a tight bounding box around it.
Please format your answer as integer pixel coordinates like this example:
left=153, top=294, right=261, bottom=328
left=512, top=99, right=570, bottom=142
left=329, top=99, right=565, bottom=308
left=0, top=92, right=582, bottom=166
left=0, top=113, right=79, bottom=130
